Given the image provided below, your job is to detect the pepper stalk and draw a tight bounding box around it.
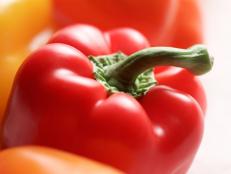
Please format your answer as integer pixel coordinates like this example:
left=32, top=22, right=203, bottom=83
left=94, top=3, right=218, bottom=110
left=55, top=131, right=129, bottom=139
left=90, top=44, right=213, bottom=97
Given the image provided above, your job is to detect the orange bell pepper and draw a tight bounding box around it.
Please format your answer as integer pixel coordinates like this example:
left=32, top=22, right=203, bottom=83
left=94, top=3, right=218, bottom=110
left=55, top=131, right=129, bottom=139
left=0, top=0, right=52, bottom=124
left=53, top=0, right=202, bottom=47
left=0, top=146, right=123, bottom=174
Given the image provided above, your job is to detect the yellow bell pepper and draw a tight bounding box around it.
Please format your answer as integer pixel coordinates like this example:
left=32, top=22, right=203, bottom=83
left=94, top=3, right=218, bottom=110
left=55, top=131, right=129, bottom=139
left=0, top=0, right=52, bottom=124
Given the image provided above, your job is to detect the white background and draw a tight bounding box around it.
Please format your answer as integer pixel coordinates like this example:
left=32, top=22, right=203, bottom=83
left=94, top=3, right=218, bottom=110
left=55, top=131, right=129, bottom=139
left=189, top=0, right=231, bottom=173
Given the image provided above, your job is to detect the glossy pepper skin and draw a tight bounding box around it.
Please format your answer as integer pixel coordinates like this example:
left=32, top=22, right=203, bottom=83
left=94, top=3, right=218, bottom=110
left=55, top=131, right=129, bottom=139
left=53, top=0, right=202, bottom=47
left=2, top=25, right=212, bottom=174
left=0, top=0, right=52, bottom=124
left=0, top=146, right=123, bottom=174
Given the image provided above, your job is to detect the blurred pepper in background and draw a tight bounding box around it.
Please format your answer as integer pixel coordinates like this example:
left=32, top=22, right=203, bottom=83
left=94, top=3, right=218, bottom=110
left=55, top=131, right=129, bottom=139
left=0, top=0, right=52, bottom=123
left=0, top=146, right=123, bottom=174
left=53, top=0, right=203, bottom=47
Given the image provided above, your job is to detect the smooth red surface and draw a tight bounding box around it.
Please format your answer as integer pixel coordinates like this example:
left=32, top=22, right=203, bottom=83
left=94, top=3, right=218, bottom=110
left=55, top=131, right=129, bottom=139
left=53, top=0, right=203, bottom=47
left=3, top=25, right=205, bottom=174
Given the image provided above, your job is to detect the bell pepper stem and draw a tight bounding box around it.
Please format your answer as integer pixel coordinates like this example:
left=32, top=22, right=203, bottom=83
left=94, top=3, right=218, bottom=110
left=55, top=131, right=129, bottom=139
left=104, top=44, right=213, bottom=91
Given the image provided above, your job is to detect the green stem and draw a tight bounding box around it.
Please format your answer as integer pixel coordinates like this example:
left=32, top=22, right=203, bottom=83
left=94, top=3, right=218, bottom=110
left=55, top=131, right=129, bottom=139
left=104, top=44, right=213, bottom=91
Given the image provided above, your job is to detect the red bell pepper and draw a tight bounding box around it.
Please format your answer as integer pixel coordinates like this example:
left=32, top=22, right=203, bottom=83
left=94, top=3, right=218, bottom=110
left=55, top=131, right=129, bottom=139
left=2, top=24, right=213, bottom=174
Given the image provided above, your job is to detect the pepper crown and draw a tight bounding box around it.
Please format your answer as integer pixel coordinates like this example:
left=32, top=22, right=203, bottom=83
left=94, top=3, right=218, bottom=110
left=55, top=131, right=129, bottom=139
left=90, top=44, right=213, bottom=97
